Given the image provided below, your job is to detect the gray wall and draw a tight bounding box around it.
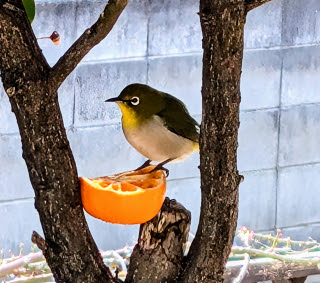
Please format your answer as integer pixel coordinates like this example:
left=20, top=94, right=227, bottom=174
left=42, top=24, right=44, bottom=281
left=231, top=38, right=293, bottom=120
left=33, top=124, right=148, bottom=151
left=1, top=0, right=320, bottom=253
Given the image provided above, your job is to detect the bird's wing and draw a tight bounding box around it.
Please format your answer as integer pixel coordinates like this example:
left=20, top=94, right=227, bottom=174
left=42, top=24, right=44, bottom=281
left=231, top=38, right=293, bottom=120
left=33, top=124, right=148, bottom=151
left=156, top=97, right=200, bottom=143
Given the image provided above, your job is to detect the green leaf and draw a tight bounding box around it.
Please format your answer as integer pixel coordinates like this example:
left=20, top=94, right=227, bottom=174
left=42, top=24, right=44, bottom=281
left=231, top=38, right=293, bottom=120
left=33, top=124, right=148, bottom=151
left=22, top=0, right=35, bottom=23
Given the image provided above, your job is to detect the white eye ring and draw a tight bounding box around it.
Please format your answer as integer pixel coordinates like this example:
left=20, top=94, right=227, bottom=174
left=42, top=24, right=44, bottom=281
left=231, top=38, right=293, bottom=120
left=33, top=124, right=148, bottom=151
left=131, top=96, right=140, bottom=106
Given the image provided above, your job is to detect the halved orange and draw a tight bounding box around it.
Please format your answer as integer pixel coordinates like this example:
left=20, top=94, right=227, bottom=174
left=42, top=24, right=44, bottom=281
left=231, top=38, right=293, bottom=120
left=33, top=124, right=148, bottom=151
left=80, top=166, right=166, bottom=224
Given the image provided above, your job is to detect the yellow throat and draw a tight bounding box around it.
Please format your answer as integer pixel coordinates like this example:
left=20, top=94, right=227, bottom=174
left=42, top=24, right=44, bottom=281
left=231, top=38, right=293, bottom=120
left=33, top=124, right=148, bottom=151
left=117, top=102, right=142, bottom=130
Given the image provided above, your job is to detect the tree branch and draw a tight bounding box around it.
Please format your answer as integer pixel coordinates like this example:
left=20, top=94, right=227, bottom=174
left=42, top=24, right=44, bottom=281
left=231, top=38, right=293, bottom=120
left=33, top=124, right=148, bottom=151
left=245, top=0, right=273, bottom=13
left=31, top=231, right=48, bottom=252
left=50, top=0, right=129, bottom=90
left=126, top=198, right=191, bottom=283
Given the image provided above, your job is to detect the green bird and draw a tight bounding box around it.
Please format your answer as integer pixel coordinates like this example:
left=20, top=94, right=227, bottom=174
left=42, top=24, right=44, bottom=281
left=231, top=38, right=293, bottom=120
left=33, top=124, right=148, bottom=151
left=105, top=83, right=199, bottom=175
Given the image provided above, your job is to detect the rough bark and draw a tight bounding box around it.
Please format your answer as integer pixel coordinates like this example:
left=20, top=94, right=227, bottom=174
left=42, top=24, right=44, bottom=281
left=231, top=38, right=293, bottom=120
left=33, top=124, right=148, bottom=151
left=126, top=198, right=191, bottom=283
left=0, top=0, right=127, bottom=282
left=181, top=0, right=245, bottom=282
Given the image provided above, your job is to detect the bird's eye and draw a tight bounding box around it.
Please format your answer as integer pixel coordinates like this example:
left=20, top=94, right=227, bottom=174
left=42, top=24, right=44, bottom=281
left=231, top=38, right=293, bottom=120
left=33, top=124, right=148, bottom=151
left=130, top=96, right=140, bottom=106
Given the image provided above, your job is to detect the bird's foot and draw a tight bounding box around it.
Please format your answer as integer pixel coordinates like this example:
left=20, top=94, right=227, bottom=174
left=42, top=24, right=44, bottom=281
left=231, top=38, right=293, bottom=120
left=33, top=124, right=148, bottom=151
left=149, top=164, right=170, bottom=177
left=134, top=159, right=151, bottom=171
left=148, top=158, right=174, bottom=177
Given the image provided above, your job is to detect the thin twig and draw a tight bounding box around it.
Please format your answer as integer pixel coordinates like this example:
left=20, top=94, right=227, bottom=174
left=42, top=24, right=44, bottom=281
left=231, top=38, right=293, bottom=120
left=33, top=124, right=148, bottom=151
left=273, top=246, right=320, bottom=255
left=0, top=252, right=44, bottom=278
left=9, top=273, right=54, bottom=282
left=254, top=233, right=318, bottom=249
left=31, top=231, right=47, bottom=252
left=232, top=247, right=320, bottom=264
left=232, top=253, right=250, bottom=283
left=245, top=0, right=273, bottom=13
left=50, top=0, right=129, bottom=90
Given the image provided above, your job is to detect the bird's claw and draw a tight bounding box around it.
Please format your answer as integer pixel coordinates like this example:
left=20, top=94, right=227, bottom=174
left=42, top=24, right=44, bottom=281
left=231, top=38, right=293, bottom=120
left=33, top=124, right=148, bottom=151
left=135, top=159, right=170, bottom=177
left=149, top=165, right=169, bottom=177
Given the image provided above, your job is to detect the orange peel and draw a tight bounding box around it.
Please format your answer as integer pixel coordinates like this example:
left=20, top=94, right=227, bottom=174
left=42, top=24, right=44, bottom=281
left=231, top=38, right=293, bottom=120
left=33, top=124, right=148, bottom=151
left=80, top=166, right=166, bottom=224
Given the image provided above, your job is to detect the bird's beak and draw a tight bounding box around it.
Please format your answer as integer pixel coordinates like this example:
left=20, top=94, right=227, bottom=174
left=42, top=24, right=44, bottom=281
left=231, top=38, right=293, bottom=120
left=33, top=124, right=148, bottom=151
left=105, top=97, right=122, bottom=103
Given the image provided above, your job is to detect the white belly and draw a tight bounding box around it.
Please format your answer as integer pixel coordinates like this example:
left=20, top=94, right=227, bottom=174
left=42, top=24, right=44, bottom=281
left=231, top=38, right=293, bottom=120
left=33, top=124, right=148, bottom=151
left=123, top=115, right=196, bottom=162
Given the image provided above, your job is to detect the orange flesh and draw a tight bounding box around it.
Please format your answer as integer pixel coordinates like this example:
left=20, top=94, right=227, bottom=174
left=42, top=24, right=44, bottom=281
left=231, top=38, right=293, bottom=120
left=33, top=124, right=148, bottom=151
left=80, top=166, right=166, bottom=224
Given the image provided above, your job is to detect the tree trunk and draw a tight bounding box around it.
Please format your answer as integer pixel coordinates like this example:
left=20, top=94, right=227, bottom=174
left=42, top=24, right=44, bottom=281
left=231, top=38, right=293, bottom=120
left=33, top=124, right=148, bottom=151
left=0, top=1, right=114, bottom=282
left=181, top=1, right=245, bottom=282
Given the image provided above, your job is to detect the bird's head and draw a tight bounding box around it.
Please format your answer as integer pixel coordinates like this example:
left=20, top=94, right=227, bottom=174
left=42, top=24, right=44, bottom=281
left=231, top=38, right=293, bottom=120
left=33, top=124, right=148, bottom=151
left=105, top=83, right=165, bottom=119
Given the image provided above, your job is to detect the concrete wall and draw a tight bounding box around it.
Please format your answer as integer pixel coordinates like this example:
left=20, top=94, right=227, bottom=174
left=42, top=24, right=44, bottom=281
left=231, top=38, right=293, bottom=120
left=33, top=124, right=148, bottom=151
left=1, top=0, right=320, bottom=253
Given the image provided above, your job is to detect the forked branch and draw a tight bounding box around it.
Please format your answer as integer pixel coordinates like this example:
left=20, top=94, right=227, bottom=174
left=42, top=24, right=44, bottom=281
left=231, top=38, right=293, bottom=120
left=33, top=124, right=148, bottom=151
left=50, top=0, right=129, bottom=90
left=245, top=0, right=273, bottom=12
